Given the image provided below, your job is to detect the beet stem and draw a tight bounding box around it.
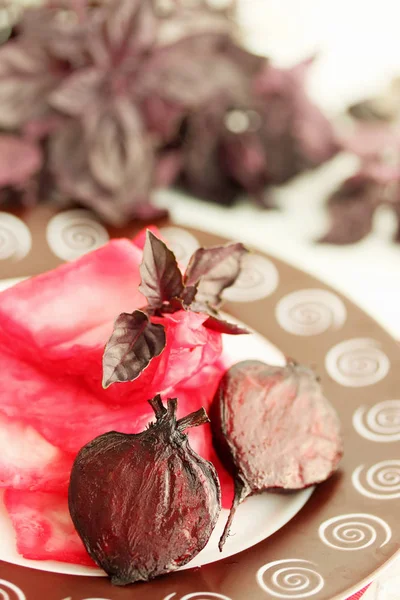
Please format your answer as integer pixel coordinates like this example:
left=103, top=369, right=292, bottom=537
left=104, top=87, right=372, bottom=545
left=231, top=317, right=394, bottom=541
left=148, top=394, right=167, bottom=418
left=219, top=478, right=249, bottom=552
left=177, top=407, right=210, bottom=432
left=167, top=398, right=178, bottom=419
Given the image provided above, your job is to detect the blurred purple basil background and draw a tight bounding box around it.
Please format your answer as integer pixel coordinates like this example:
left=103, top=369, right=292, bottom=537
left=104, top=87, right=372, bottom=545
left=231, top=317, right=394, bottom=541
left=0, top=0, right=400, bottom=243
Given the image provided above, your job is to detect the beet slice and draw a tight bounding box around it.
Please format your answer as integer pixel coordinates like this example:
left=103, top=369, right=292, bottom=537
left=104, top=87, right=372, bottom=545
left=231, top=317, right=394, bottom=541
left=69, top=396, right=221, bottom=585
left=4, top=489, right=94, bottom=566
left=212, top=360, right=343, bottom=550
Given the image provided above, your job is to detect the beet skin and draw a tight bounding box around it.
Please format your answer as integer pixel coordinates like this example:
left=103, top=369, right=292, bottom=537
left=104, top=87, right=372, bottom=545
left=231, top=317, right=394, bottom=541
left=69, top=395, right=221, bottom=585
left=212, top=360, right=343, bottom=550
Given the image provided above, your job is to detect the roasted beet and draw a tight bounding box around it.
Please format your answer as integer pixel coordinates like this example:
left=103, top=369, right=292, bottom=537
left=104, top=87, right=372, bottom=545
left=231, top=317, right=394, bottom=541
left=68, top=395, right=221, bottom=585
left=212, top=360, right=343, bottom=550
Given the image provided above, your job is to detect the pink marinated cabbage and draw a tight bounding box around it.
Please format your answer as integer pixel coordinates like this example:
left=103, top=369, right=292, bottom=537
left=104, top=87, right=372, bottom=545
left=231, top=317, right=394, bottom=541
left=0, top=230, right=231, bottom=565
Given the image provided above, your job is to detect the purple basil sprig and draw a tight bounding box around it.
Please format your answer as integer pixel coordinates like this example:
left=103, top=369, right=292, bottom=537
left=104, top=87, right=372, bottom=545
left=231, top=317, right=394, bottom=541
left=102, top=230, right=249, bottom=388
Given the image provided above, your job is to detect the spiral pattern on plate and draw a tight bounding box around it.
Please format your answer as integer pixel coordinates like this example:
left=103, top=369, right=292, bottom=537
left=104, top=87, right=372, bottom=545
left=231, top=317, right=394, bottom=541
left=325, top=338, right=390, bottom=387
left=352, top=460, right=400, bottom=499
left=318, top=514, right=392, bottom=551
left=353, top=400, right=400, bottom=442
left=46, top=210, right=109, bottom=261
left=159, top=227, right=200, bottom=267
left=222, top=254, right=279, bottom=302
left=275, top=289, right=346, bottom=336
left=256, top=560, right=324, bottom=598
left=0, top=213, right=32, bottom=261
left=0, top=579, right=26, bottom=600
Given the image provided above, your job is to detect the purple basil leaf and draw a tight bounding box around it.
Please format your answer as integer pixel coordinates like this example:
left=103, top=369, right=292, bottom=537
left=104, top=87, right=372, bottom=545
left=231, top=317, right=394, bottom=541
left=181, top=284, right=198, bottom=307
left=102, top=310, right=166, bottom=388
left=156, top=10, right=233, bottom=49
left=203, top=315, right=250, bottom=335
left=252, top=61, right=338, bottom=184
left=0, top=42, right=60, bottom=129
left=87, top=0, right=156, bottom=69
left=19, top=5, right=88, bottom=67
left=0, top=135, right=42, bottom=186
left=139, top=230, right=184, bottom=309
left=141, top=96, right=185, bottom=142
left=50, top=99, right=155, bottom=226
left=85, top=99, right=151, bottom=193
left=182, top=104, right=241, bottom=204
left=48, top=68, right=103, bottom=117
left=184, top=243, right=248, bottom=309
left=158, top=297, right=185, bottom=314
left=155, top=150, right=183, bottom=188
left=223, top=132, right=267, bottom=196
left=319, top=174, right=377, bottom=245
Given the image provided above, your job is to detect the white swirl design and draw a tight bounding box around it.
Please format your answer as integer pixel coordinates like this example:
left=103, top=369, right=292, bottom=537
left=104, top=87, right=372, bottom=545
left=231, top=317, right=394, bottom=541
left=275, top=289, right=346, bottom=336
left=325, top=338, right=390, bottom=387
left=319, top=514, right=392, bottom=551
left=256, top=560, right=324, bottom=598
left=353, top=400, right=400, bottom=442
left=163, top=594, right=233, bottom=600
left=0, top=579, right=26, bottom=600
left=0, top=213, right=32, bottom=261
left=352, top=460, right=400, bottom=499
left=46, top=209, right=109, bottom=261
left=222, top=254, right=279, bottom=302
left=159, top=227, right=200, bottom=267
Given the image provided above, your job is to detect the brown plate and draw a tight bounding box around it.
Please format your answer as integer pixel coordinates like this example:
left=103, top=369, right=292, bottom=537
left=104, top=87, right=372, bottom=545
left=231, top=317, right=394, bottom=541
left=0, top=205, right=399, bottom=600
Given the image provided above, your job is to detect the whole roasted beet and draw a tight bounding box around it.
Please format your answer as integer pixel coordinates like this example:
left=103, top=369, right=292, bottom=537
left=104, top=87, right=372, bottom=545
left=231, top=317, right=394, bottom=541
left=69, top=395, right=221, bottom=585
left=212, top=360, right=343, bottom=550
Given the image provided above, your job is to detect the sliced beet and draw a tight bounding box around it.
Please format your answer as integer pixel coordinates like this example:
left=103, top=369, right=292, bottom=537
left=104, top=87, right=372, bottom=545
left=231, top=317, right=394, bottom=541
left=69, top=396, right=221, bottom=585
left=212, top=360, right=343, bottom=550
